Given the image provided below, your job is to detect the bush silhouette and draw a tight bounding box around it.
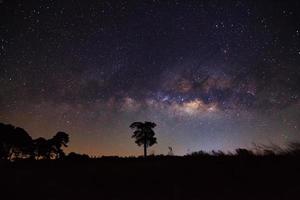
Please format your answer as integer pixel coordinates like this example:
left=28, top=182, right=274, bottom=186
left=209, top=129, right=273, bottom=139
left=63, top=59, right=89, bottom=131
left=67, top=152, right=90, bottom=160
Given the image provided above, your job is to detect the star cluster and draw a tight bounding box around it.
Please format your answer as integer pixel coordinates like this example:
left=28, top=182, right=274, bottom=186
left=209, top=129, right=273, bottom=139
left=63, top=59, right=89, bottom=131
left=1, top=0, right=300, bottom=156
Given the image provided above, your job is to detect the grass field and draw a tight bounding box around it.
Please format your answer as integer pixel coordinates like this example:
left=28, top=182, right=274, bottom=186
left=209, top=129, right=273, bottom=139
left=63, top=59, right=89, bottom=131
left=1, top=155, right=300, bottom=200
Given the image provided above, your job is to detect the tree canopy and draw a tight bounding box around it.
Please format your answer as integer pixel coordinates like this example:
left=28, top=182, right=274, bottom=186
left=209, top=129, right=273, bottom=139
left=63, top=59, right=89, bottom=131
left=130, top=121, right=157, bottom=157
left=0, top=122, right=69, bottom=161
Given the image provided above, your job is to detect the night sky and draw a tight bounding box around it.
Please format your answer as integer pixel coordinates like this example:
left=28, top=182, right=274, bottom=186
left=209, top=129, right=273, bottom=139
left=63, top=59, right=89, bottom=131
left=1, top=0, right=300, bottom=156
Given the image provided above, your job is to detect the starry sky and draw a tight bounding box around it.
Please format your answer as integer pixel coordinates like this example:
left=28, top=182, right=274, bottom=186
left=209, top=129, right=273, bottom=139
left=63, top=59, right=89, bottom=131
left=1, top=0, right=300, bottom=156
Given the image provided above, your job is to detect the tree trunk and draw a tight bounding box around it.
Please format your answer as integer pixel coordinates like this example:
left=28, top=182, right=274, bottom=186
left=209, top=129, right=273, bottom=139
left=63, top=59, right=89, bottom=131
left=144, top=143, right=147, bottom=158
left=144, top=132, right=147, bottom=158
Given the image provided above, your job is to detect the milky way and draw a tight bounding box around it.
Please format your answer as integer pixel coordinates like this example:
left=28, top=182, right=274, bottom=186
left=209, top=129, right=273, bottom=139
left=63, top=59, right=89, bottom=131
left=1, top=0, right=300, bottom=156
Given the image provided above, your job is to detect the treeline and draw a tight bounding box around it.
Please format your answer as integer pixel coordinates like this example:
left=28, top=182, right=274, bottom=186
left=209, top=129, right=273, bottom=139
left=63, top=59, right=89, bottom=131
left=2, top=122, right=300, bottom=161
left=0, top=122, right=69, bottom=160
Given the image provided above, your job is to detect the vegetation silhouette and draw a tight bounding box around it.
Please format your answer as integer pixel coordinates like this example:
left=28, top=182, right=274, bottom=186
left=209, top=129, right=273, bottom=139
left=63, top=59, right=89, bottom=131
left=0, top=123, right=33, bottom=160
left=129, top=121, right=157, bottom=157
left=66, top=152, right=90, bottom=160
left=2, top=122, right=300, bottom=199
left=168, top=146, right=174, bottom=156
left=0, top=122, right=69, bottom=160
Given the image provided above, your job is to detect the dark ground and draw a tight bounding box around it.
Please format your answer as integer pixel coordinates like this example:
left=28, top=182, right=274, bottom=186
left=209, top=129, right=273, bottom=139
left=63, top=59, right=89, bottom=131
left=1, top=155, right=300, bottom=200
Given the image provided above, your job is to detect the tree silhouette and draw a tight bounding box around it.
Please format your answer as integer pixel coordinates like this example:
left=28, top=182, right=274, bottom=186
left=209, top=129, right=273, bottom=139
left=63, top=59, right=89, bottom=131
left=0, top=123, right=16, bottom=159
left=10, top=127, right=33, bottom=159
left=33, top=137, right=50, bottom=159
left=49, top=132, right=69, bottom=159
left=0, top=123, right=33, bottom=160
left=33, top=132, right=69, bottom=159
left=129, top=121, right=157, bottom=157
left=0, top=122, right=70, bottom=160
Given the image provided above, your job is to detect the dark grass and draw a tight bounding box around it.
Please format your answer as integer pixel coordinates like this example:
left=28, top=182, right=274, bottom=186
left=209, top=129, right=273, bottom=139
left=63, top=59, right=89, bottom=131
left=1, top=155, right=300, bottom=200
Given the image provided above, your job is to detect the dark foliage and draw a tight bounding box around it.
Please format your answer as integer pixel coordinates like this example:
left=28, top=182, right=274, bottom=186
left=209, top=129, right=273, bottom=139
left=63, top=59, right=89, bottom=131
left=66, top=152, right=90, bottom=160
left=2, top=122, right=300, bottom=199
left=0, top=123, right=33, bottom=160
left=130, top=121, right=157, bottom=157
left=0, top=122, right=69, bottom=160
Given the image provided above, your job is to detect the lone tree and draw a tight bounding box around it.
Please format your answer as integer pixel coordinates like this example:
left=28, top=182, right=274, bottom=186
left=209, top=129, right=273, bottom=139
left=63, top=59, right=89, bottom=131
left=130, top=121, right=157, bottom=157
